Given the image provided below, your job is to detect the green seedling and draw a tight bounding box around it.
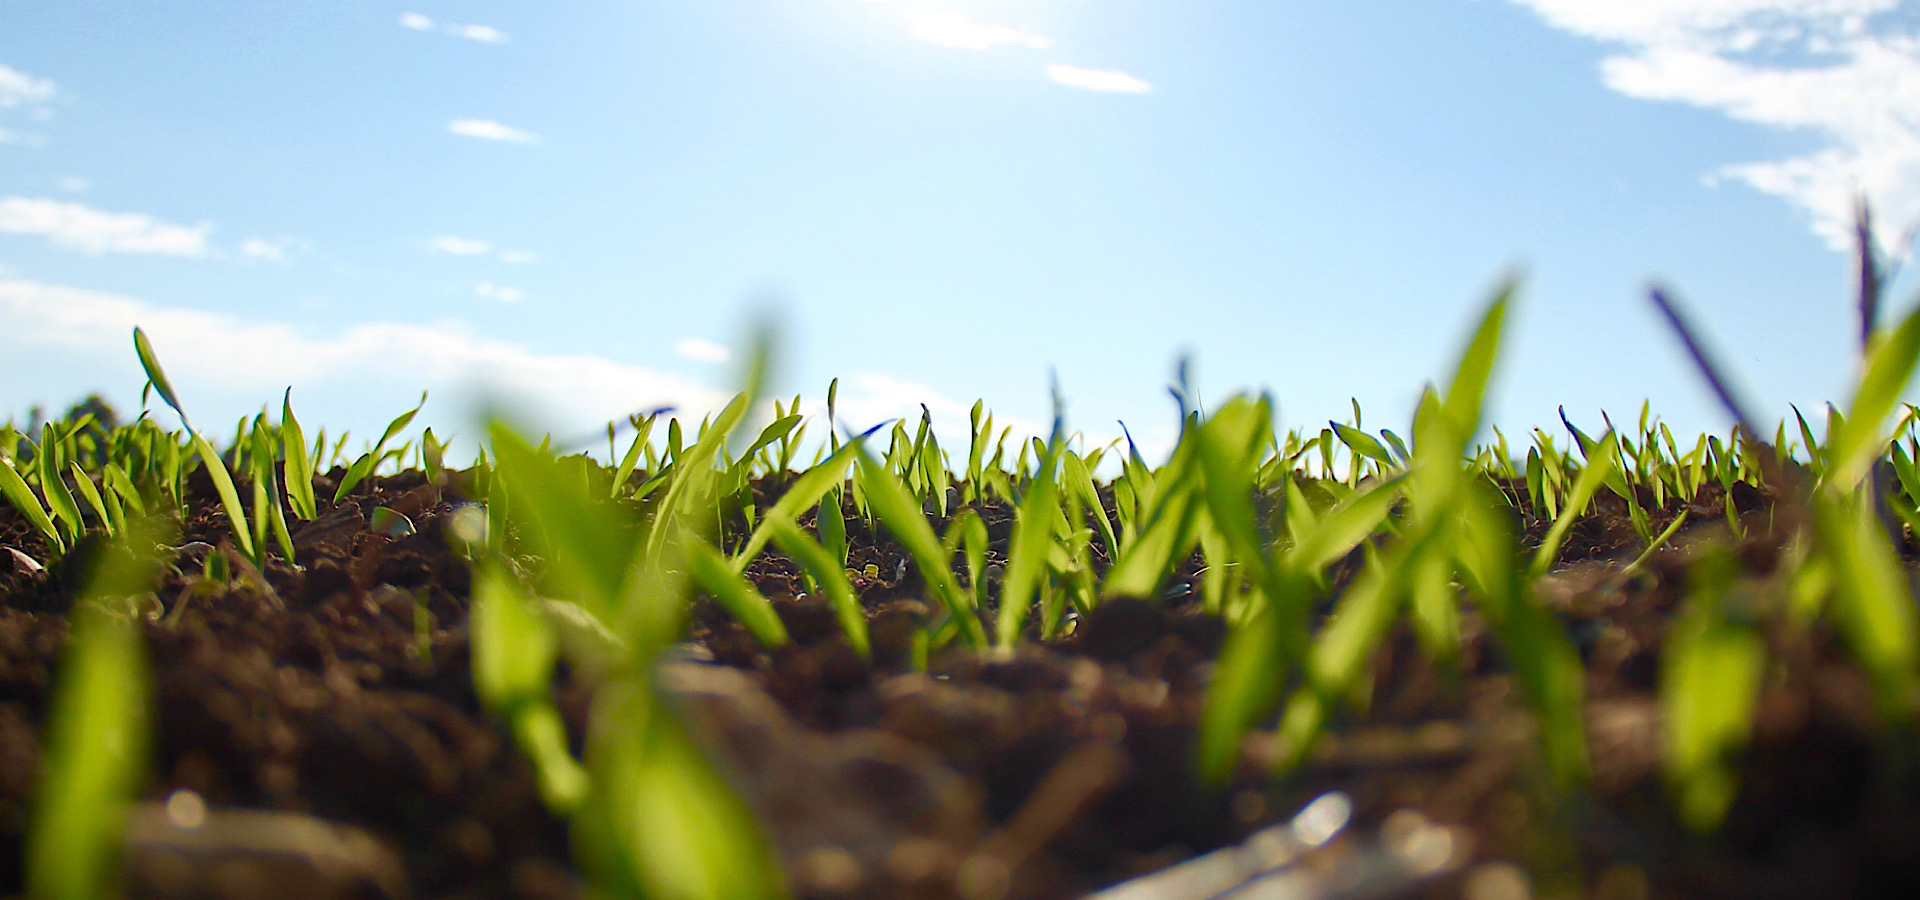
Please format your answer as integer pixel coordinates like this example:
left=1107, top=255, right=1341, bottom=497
left=333, top=392, right=427, bottom=503
left=27, top=518, right=167, bottom=900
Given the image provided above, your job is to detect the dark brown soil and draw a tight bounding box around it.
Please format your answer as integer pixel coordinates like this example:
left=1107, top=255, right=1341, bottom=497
left=3, top=466, right=1919, bottom=899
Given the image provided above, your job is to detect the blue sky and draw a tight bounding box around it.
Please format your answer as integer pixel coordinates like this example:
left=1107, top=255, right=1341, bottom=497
left=4, top=1, right=1919, bottom=464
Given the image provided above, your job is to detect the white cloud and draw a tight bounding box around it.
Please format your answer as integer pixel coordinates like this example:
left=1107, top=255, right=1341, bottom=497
left=0, top=196, right=211, bottom=256
left=1511, top=0, right=1920, bottom=253
left=1045, top=63, right=1152, bottom=94
left=240, top=237, right=295, bottom=263
left=400, top=13, right=509, bottom=43
left=54, top=176, right=88, bottom=193
left=0, top=277, right=730, bottom=440
left=475, top=281, right=525, bottom=303
left=429, top=234, right=492, bottom=256
left=448, top=119, right=541, bottom=144
left=0, top=126, right=39, bottom=146
left=501, top=249, right=540, bottom=265
left=453, top=24, right=508, bottom=43
left=0, top=64, right=55, bottom=108
left=910, top=11, right=1052, bottom=51
left=673, top=337, right=732, bottom=364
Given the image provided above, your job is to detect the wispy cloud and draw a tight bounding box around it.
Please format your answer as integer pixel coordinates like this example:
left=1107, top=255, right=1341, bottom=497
left=429, top=234, right=492, bottom=256
left=1045, top=64, right=1152, bottom=94
left=452, top=24, right=508, bottom=43
left=0, top=197, right=211, bottom=256
left=54, top=176, right=88, bottom=193
left=0, top=277, right=729, bottom=439
left=399, top=13, right=510, bottom=43
left=0, top=64, right=55, bottom=108
left=240, top=238, right=287, bottom=263
left=910, top=11, right=1051, bottom=51
left=429, top=235, right=538, bottom=264
left=673, top=337, right=732, bottom=364
left=475, top=281, right=525, bottom=303
left=0, top=126, right=41, bottom=147
left=448, top=119, right=541, bottom=144
left=1512, top=0, right=1920, bottom=253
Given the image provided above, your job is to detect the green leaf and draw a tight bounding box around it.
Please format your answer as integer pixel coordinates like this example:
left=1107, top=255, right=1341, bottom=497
left=609, top=413, right=658, bottom=499
left=333, top=392, right=427, bottom=503
left=470, top=562, right=587, bottom=812
left=27, top=532, right=159, bottom=900
left=38, top=425, right=85, bottom=548
left=1331, top=421, right=1393, bottom=468
left=250, top=418, right=295, bottom=565
left=854, top=450, right=984, bottom=647
left=488, top=421, right=630, bottom=623
left=0, top=456, right=62, bottom=555
left=1829, top=301, right=1920, bottom=492
left=1530, top=430, right=1618, bottom=577
left=730, top=440, right=860, bottom=572
left=996, top=408, right=1066, bottom=645
left=1815, top=490, right=1920, bottom=716
left=132, top=327, right=189, bottom=431
left=280, top=390, right=317, bottom=520
left=66, top=462, right=115, bottom=538
left=686, top=540, right=790, bottom=650
left=1663, top=603, right=1766, bottom=831
left=767, top=517, right=868, bottom=658
left=189, top=433, right=256, bottom=564
left=574, top=682, right=788, bottom=900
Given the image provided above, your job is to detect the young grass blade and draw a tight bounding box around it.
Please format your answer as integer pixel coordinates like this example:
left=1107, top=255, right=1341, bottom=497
left=333, top=392, right=428, bottom=503
left=686, top=540, right=790, bottom=650
left=767, top=517, right=869, bottom=658
left=572, top=681, right=788, bottom=900
left=132, top=327, right=190, bottom=432
left=487, top=420, right=630, bottom=624
left=1063, top=450, right=1117, bottom=563
left=642, top=392, right=753, bottom=562
left=1456, top=493, right=1588, bottom=785
left=1437, top=280, right=1513, bottom=452
left=818, top=484, right=848, bottom=569
left=995, top=385, right=1067, bottom=646
left=249, top=417, right=296, bottom=565
left=190, top=433, right=256, bottom=564
left=471, top=561, right=588, bottom=812
left=1662, top=551, right=1766, bottom=830
left=37, top=425, right=85, bottom=549
left=854, top=450, right=985, bottom=647
left=1529, top=430, right=1618, bottom=577
left=26, top=526, right=161, bottom=900
left=1826, top=299, right=1920, bottom=493
left=1792, top=405, right=1826, bottom=478
left=1815, top=492, right=1920, bottom=717
left=609, top=413, right=657, bottom=500
left=65, top=462, right=116, bottom=538
left=729, top=439, right=862, bottom=572
left=280, top=390, right=317, bottom=520
left=1285, top=474, right=1405, bottom=577
left=0, top=456, right=63, bottom=555
left=1330, top=421, right=1393, bottom=471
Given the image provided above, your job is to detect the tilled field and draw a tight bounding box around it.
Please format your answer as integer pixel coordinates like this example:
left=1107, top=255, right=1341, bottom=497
left=2, top=467, right=1917, bottom=900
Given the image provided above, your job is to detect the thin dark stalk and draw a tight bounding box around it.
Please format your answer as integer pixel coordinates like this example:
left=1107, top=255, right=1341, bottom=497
left=1859, top=197, right=1881, bottom=355
left=1648, top=286, right=1761, bottom=440
left=1648, top=286, right=1804, bottom=523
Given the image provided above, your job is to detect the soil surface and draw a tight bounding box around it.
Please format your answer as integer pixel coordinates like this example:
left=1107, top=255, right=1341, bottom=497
left=3, top=466, right=1919, bottom=900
